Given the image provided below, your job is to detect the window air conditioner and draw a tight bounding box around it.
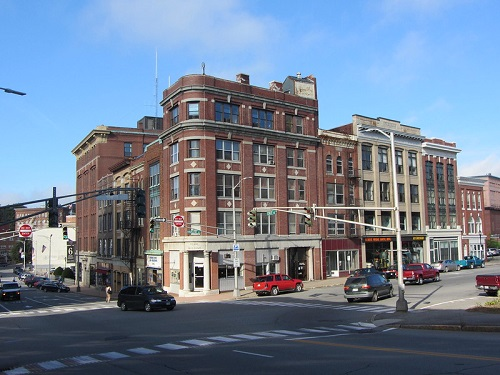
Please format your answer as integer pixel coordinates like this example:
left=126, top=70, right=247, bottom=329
left=271, top=255, right=280, bottom=261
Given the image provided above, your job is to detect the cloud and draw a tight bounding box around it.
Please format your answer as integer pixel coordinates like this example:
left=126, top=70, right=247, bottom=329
left=458, top=154, right=500, bottom=177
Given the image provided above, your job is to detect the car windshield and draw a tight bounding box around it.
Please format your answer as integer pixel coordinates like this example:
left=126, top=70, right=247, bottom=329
left=2, top=283, right=18, bottom=288
left=346, top=277, right=366, bottom=285
left=142, top=286, right=166, bottom=294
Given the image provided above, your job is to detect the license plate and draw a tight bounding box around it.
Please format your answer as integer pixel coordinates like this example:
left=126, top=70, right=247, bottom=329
left=352, top=288, right=358, bottom=292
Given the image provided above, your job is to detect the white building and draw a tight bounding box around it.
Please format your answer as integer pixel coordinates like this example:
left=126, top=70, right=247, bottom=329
left=32, top=227, right=76, bottom=276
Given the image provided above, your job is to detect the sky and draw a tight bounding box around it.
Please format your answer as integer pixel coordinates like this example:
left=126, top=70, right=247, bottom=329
left=1, top=0, right=499, bottom=207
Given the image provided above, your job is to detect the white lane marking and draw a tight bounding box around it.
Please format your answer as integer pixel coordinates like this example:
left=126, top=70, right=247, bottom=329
left=206, top=336, right=242, bottom=342
left=71, top=355, right=101, bottom=364
left=98, top=351, right=129, bottom=359
left=230, top=334, right=266, bottom=340
left=4, top=367, right=30, bottom=375
left=419, top=297, right=479, bottom=309
left=38, top=360, right=66, bottom=370
left=156, top=343, right=189, bottom=350
left=233, top=350, right=273, bottom=358
left=181, top=339, right=216, bottom=346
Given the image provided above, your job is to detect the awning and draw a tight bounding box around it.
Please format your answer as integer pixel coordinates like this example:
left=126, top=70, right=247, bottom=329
left=96, top=269, right=110, bottom=274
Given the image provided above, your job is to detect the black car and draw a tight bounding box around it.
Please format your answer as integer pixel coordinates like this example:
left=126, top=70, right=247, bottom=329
left=117, top=285, right=176, bottom=312
left=344, top=274, right=394, bottom=303
left=1, top=282, right=21, bottom=300
left=350, top=267, right=384, bottom=277
left=40, top=281, right=70, bottom=293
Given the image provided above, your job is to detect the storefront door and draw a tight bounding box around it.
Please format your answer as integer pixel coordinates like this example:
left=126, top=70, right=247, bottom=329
left=193, top=257, right=204, bottom=290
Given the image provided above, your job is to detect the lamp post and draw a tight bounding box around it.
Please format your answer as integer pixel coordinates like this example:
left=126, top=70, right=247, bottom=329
left=359, top=126, right=408, bottom=312
left=232, top=176, right=252, bottom=298
left=48, top=234, right=53, bottom=278
left=0, top=87, right=26, bottom=96
left=479, top=231, right=484, bottom=263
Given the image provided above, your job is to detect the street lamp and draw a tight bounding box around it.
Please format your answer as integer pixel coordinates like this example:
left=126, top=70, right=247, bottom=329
left=232, top=176, right=252, bottom=298
left=0, top=87, right=26, bottom=96
left=359, top=126, right=408, bottom=312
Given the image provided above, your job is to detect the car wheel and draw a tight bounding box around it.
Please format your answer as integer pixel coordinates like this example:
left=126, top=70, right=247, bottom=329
left=417, top=276, right=424, bottom=285
left=481, top=262, right=485, bottom=268
left=444, top=267, right=449, bottom=272
left=43, top=288, right=47, bottom=292
left=371, top=291, right=378, bottom=302
left=347, top=298, right=354, bottom=303
left=144, top=302, right=152, bottom=312
left=270, top=286, right=279, bottom=296
left=434, top=273, right=440, bottom=282
left=457, top=265, right=461, bottom=271
left=295, top=283, right=303, bottom=292
left=389, top=287, right=394, bottom=298
left=120, top=302, right=128, bottom=311
left=166, top=306, right=175, bottom=311
left=470, top=263, right=474, bottom=269
left=57, top=289, right=61, bottom=293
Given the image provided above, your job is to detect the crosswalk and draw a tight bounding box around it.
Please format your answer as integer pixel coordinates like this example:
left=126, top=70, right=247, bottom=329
left=222, top=299, right=396, bottom=314
left=0, top=302, right=115, bottom=319
left=3, top=323, right=385, bottom=374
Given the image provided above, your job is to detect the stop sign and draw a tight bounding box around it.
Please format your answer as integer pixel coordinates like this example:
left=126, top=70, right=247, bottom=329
left=173, top=215, right=185, bottom=228
left=19, top=224, right=32, bottom=238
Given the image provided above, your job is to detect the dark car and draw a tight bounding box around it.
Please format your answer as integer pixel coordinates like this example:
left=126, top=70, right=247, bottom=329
left=1, top=282, right=21, bottom=301
left=382, top=264, right=398, bottom=279
left=26, top=276, right=48, bottom=288
left=117, top=285, right=176, bottom=312
left=350, top=267, right=384, bottom=277
left=40, top=281, right=70, bottom=293
left=344, top=274, right=394, bottom=303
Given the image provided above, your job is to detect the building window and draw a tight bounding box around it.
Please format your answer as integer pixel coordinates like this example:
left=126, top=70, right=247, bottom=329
left=170, top=106, right=179, bottom=126
left=408, top=151, right=418, bottom=175
left=364, top=211, right=375, bottom=232
left=400, top=212, right=407, bottom=231
left=326, top=183, right=344, bottom=205
left=124, top=142, right=132, bottom=157
left=410, top=184, right=419, bottom=203
left=380, top=182, right=390, bottom=202
left=336, top=156, right=343, bottom=174
left=398, top=183, right=405, bottom=203
left=362, top=144, right=372, bottom=170
left=378, top=147, right=388, bottom=172
left=286, top=148, right=305, bottom=167
left=363, top=180, right=374, bottom=201
left=381, top=212, right=392, bottom=229
left=287, top=179, right=305, bottom=201
left=188, top=140, right=201, bottom=158
left=170, top=176, right=179, bottom=200
left=348, top=157, right=354, bottom=176
left=412, top=212, right=421, bottom=231
left=217, top=211, right=241, bottom=236
left=188, top=212, right=202, bottom=236
left=170, top=143, right=179, bottom=164
left=216, top=174, right=241, bottom=198
left=396, top=150, right=404, bottom=174
left=326, top=156, right=333, bottom=174
left=254, top=177, right=275, bottom=199
left=327, top=214, right=345, bottom=236
left=251, top=108, right=274, bottom=129
left=253, top=144, right=275, bottom=164
left=297, top=149, right=304, bottom=167
left=188, top=102, right=199, bottom=119
left=256, top=212, right=275, bottom=235
left=188, top=173, right=200, bottom=197
left=436, top=163, right=444, bottom=182
left=288, top=213, right=298, bottom=234
left=215, top=102, right=239, bottom=124
left=216, top=139, right=240, bottom=161
left=285, top=114, right=304, bottom=134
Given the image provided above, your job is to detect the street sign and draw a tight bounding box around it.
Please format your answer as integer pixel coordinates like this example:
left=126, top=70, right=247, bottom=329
left=173, top=215, right=185, bottom=228
left=233, top=258, right=240, bottom=268
left=19, top=224, right=32, bottom=238
left=233, top=244, right=240, bottom=251
left=267, top=210, right=277, bottom=216
left=188, top=229, right=201, bottom=235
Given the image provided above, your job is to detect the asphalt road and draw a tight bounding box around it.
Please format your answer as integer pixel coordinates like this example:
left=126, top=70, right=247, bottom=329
left=1, top=263, right=499, bottom=374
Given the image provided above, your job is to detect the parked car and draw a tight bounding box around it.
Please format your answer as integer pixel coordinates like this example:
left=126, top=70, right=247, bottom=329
left=455, top=255, right=485, bottom=269
left=343, top=274, right=394, bottom=303
left=13, top=266, right=23, bottom=275
left=1, top=282, right=21, bottom=301
left=431, top=260, right=460, bottom=272
left=476, top=274, right=500, bottom=296
left=25, top=276, right=48, bottom=288
left=381, top=265, right=398, bottom=279
left=403, top=263, right=440, bottom=284
left=252, top=274, right=304, bottom=296
left=40, top=281, right=70, bottom=293
left=117, top=285, right=176, bottom=312
left=350, top=268, right=384, bottom=277
left=33, top=278, right=50, bottom=289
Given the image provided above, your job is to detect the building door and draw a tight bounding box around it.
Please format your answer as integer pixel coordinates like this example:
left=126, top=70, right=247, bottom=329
left=193, top=257, right=204, bottom=290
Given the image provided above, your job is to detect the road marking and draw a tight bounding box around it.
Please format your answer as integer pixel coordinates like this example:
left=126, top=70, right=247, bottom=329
left=233, top=350, right=273, bottom=358
left=128, top=347, right=160, bottom=354
left=181, top=339, right=216, bottom=346
left=98, top=351, right=129, bottom=359
left=156, top=343, right=189, bottom=350
left=419, top=297, right=479, bottom=309
left=38, top=360, right=66, bottom=370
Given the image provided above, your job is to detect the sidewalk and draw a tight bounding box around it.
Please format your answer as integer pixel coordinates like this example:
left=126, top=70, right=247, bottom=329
left=69, top=278, right=500, bottom=332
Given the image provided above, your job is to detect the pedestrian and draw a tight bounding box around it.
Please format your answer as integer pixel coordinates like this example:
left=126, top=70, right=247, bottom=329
left=105, top=285, right=112, bottom=303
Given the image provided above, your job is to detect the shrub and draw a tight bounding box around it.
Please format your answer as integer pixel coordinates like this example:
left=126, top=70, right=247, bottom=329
left=62, top=267, right=74, bottom=279
left=53, top=267, right=64, bottom=276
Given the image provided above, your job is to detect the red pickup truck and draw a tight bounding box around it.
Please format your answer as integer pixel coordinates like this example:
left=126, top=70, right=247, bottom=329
left=403, top=263, right=440, bottom=285
left=476, top=274, right=500, bottom=296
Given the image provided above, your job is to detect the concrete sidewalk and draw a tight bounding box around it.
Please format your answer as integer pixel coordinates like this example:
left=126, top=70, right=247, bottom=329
left=69, top=278, right=500, bottom=332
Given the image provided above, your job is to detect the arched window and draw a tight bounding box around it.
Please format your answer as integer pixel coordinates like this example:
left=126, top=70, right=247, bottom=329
left=336, top=156, right=343, bottom=174
left=326, top=156, right=333, bottom=174
left=476, top=217, right=482, bottom=233
left=468, top=216, right=475, bottom=234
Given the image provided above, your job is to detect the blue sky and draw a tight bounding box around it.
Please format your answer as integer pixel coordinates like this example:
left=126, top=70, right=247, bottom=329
left=1, top=0, right=499, bottom=207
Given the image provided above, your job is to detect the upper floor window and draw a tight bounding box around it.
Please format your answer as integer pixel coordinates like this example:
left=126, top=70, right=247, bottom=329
left=436, top=163, right=444, bottom=182
left=216, top=139, right=240, bottom=161
left=188, top=140, right=201, bottom=158
left=398, top=183, right=405, bottom=203
left=251, top=108, right=274, bottom=129
left=170, top=106, right=179, bottom=126
left=327, top=214, right=345, bottom=236
left=216, top=174, right=241, bottom=198
left=188, top=102, right=199, bottom=119
left=378, top=147, right=388, bottom=172
left=408, top=151, right=418, bottom=175
left=286, top=148, right=305, bottom=167
left=348, top=157, right=354, bottom=176
left=170, top=143, right=179, bottom=164
left=188, top=173, right=201, bottom=197
left=336, top=156, right=343, bottom=174
left=215, top=102, right=239, bottom=124
left=363, top=180, right=374, bottom=201
left=285, top=114, right=304, bottom=134
left=326, top=183, right=344, bottom=205
left=253, top=144, right=275, bottom=165
left=254, top=177, right=275, bottom=199
left=410, top=184, right=419, bottom=203
left=326, top=156, right=333, bottom=174
left=170, top=176, right=179, bottom=200
left=396, top=150, right=404, bottom=174
left=362, top=145, right=372, bottom=170
left=380, top=182, right=390, bottom=202
left=425, top=161, right=434, bottom=181
left=124, top=142, right=132, bottom=157
left=287, top=179, right=305, bottom=201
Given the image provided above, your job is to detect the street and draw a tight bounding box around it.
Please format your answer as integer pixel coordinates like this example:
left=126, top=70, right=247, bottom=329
left=1, top=262, right=500, bottom=374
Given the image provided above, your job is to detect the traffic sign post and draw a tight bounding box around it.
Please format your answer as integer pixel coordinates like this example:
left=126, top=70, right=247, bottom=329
left=173, top=215, right=185, bottom=228
left=19, top=224, right=32, bottom=238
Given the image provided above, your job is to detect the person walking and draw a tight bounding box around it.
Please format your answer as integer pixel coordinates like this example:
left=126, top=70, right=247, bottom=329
left=105, top=285, right=112, bottom=303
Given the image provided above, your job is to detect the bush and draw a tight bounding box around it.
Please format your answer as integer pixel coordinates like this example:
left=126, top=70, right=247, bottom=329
left=53, top=267, right=64, bottom=276
left=62, top=267, right=74, bottom=279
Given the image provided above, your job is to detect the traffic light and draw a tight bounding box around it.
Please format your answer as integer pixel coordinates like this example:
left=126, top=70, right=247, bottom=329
left=247, top=209, right=257, bottom=227
left=149, top=219, right=155, bottom=233
left=135, top=189, right=146, bottom=218
left=46, top=198, right=59, bottom=228
left=304, top=207, right=314, bottom=227
left=62, top=227, right=68, bottom=240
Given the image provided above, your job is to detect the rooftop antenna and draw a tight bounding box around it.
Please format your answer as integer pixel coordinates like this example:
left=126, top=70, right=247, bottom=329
left=202, top=62, right=205, bottom=75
